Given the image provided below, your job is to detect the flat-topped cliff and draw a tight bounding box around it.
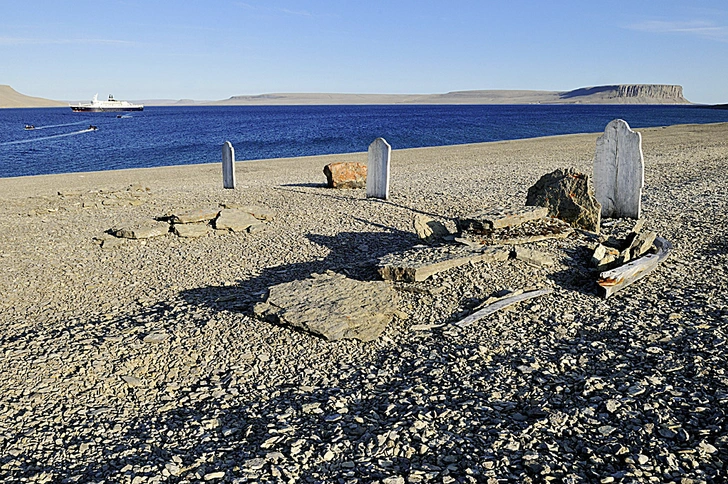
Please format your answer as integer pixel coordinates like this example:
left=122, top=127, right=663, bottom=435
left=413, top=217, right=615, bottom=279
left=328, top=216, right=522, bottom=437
left=559, top=84, right=688, bottom=104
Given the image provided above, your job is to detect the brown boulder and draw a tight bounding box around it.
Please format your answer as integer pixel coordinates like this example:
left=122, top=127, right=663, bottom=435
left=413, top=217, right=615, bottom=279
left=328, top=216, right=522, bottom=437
left=323, top=162, right=367, bottom=189
left=525, top=168, right=601, bottom=232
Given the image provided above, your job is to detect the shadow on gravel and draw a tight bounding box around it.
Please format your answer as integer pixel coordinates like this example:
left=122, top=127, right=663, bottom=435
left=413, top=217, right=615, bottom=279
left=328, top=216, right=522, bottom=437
left=182, top=226, right=418, bottom=316
left=23, top=292, right=727, bottom=483
left=6, top=271, right=727, bottom=482
left=547, top=245, right=601, bottom=296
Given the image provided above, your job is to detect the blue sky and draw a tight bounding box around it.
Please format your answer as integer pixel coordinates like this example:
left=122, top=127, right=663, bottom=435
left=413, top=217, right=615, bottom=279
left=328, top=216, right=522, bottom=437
left=1, top=0, right=727, bottom=103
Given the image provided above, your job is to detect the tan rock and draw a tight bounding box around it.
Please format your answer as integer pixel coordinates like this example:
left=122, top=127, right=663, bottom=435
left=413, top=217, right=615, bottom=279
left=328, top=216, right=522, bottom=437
left=170, top=208, right=220, bottom=224
left=214, top=209, right=258, bottom=232
left=113, top=221, right=169, bottom=239
left=413, top=214, right=450, bottom=243
left=254, top=272, right=397, bottom=341
left=323, top=162, right=367, bottom=189
left=173, top=223, right=210, bottom=238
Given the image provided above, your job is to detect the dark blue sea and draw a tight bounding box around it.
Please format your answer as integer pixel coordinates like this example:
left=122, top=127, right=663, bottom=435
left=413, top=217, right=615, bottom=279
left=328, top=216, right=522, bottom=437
left=2, top=104, right=728, bottom=178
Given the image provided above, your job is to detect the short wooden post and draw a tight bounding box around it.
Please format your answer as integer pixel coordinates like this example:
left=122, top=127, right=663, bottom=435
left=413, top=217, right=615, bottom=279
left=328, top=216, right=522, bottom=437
left=366, top=137, right=391, bottom=200
left=222, top=141, right=236, bottom=189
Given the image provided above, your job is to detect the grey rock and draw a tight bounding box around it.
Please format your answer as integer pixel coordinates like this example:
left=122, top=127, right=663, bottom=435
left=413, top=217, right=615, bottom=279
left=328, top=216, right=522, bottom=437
left=113, top=221, right=169, bottom=239
left=514, top=247, right=554, bottom=267
left=458, top=205, right=549, bottom=233
left=378, top=246, right=509, bottom=282
left=214, top=209, right=259, bottom=232
left=413, top=214, right=450, bottom=244
left=172, top=222, right=210, bottom=238
left=170, top=208, right=221, bottom=224
left=525, top=167, right=601, bottom=232
left=142, top=332, right=169, bottom=344
left=254, top=272, right=398, bottom=341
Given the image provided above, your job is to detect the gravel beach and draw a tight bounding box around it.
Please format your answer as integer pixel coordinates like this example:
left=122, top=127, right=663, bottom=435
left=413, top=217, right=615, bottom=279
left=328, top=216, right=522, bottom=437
left=1, top=122, right=727, bottom=483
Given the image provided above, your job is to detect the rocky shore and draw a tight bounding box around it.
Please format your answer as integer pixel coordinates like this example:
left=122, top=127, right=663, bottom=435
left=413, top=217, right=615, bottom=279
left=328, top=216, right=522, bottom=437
left=0, top=123, right=727, bottom=483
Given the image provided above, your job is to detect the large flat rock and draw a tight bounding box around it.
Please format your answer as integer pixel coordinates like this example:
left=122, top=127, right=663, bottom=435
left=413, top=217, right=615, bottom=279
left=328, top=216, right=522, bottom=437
left=378, top=245, right=509, bottom=282
left=214, top=209, right=259, bottom=232
left=458, top=206, right=549, bottom=233
left=254, top=272, right=398, bottom=342
left=170, top=208, right=221, bottom=224
left=113, top=221, right=169, bottom=239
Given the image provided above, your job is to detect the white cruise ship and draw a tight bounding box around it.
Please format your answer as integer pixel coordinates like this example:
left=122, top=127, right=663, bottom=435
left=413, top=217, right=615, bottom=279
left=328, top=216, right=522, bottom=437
left=70, top=94, right=144, bottom=112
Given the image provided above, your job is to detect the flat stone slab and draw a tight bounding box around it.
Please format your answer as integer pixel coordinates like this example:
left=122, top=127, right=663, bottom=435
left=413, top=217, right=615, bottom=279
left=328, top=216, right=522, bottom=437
left=514, top=247, right=554, bottom=267
left=170, top=208, right=221, bottom=224
left=378, top=245, right=509, bottom=282
left=458, top=217, right=573, bottom=246
left=113, top=221, right=169, bottom=239
left=458, top=206, right=549, bottom=233
left=254, top=272, right=398, bottom=342
left=220, top=204, right=275, bottom=221
left=214, top=209, right=259, bottom=232
left=173, top=222, right=210, bottom=238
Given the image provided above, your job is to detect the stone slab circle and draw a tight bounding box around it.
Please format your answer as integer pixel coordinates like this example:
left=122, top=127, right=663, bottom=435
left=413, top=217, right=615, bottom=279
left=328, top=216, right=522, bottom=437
left=366, top=138, right=391, bottom=200
left=323, top=162, right=367, bottom=189
left=594, top=119, right=644, bottom=219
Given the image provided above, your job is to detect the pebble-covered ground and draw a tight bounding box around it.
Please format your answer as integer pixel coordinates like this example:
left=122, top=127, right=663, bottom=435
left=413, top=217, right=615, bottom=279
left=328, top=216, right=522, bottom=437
left=0, top=123, right=726, bottom=483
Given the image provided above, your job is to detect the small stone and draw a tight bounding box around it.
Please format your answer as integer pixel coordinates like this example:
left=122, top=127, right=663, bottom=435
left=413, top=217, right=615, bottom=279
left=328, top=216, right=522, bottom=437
left=605, top=399, right=620, bottom=413
left=204, top=471, right=225, bottom=480
left=121, top=375, right=143, bottom=387
left=627, top=384, right=645, bottom=396
left=413, top=214, right=450, bottom=244
left=142, top=332, right=169, bottom=344
left=598, top=425, right=617, bottom=436
left=698, top=441, right=718, bottom=454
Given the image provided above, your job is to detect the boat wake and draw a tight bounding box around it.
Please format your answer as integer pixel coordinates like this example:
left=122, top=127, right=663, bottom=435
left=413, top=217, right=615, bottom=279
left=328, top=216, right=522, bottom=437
left=1, top=128, right=97, bottom=146
left=29, top=121, right=89, bottom=130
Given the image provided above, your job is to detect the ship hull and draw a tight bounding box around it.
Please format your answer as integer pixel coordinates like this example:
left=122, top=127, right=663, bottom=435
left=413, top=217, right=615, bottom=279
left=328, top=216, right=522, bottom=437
left=71, top=106, right=144, bottom=112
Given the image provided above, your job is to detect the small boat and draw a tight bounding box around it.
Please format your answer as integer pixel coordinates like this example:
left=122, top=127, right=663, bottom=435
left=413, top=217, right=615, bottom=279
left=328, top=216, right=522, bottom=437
left=88, top=125, right=98, bottom=131
left=70, top=94, right=143, bottom=112
left=24, top=124, right=35, bottom=130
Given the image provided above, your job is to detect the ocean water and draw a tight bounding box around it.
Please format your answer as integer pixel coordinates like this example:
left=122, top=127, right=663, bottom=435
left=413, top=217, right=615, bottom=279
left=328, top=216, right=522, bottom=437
left=1, top=104, right=728, bottom=178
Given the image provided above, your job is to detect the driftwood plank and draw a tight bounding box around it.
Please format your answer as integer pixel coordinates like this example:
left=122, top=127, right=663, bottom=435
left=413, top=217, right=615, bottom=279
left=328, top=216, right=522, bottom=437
left=597, top=237, right=672, bottom=298
left=454, top=288, right=554, bottom=328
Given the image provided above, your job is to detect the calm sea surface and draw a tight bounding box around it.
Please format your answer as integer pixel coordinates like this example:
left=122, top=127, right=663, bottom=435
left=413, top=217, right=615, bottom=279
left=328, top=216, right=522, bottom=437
left=1, top=104, right=728, bottom=178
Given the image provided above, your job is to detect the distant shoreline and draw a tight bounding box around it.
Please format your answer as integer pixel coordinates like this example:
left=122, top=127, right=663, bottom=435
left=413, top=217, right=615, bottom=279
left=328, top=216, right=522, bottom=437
left=1, top=84, right=697, bottom=108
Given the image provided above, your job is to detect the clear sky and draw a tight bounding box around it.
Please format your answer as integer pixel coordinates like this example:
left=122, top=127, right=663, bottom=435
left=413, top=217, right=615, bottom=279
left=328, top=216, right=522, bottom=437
left=1, top=0, right=727, bottom=104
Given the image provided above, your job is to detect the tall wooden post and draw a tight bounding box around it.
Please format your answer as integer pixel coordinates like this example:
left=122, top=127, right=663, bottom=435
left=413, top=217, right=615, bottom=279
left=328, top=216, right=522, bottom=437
left=366, top=137, right=391, bottom=200
left=222, top=141, right=236, bottom=189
